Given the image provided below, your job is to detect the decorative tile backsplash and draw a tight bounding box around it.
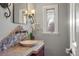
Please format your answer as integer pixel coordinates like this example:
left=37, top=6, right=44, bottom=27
left=0, top=33, right=26, bottom=51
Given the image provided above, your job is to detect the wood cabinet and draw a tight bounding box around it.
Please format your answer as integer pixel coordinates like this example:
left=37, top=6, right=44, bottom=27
left=31, top=46, right=44, bottom=56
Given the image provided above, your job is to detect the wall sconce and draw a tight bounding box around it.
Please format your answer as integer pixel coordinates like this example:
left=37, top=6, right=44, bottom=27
left=24, top=9, right=35, bottom=18
left=0, top=3, right=11, bottom=18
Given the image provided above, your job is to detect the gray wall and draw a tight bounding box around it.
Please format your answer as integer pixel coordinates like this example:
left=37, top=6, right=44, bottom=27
left=34, top=3, right=70, bottom=56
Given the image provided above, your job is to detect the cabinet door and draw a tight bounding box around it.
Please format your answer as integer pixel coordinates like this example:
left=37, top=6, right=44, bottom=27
left=31, top=46, right=44, bottom=56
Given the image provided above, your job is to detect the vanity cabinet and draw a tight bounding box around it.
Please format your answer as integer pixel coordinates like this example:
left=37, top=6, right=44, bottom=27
left=31, top=46, right=44, bottom=56
left=0, top=40, right=44, bottom=56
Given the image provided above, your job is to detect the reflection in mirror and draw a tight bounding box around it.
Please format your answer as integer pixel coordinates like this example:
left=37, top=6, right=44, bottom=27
left=13, top=3, right=35, bottom=24
left=19, top=9, right=27, bottom=24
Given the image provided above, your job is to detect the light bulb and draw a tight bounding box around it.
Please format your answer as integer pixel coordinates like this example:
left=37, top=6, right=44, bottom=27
left=31, top=9, right=35, bottom=14
left=25, top=10, right=28, bottom=14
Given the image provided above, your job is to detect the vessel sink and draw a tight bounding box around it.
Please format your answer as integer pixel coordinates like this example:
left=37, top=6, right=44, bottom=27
left=19, top=40, right=38, bottom=47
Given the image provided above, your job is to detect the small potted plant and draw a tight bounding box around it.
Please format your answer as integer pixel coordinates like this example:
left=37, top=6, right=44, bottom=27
left=28, top=32, right=35, bottom=40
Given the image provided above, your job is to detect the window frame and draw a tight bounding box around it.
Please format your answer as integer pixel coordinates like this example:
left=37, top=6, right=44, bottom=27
left=43, top=4, right=58, bottom=34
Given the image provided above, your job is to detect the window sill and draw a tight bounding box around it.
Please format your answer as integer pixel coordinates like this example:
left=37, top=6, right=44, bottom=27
left=42, top=32, right=59, bottom=34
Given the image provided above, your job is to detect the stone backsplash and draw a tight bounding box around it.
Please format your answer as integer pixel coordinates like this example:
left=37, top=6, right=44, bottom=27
left=0, top=33, right=26, bottom=51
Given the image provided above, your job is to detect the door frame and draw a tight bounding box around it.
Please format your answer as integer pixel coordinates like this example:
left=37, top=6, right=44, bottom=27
left=70, top=3, right=77, bottom=56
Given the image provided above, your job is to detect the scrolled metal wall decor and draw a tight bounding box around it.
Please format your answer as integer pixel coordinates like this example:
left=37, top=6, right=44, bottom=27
left=0, top=3, right=11, bottom=18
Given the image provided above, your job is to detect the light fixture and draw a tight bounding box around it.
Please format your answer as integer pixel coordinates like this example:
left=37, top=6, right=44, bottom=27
left=31, top=9, right=35, bottom=15
left=21, top=4, right=35, bottom=24
left=0, top=3, right=11, bottom=18
left=24, top=9, right=35, bottom=18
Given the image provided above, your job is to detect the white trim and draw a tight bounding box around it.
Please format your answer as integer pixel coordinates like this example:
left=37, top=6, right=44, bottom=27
left=70, top=3, right=77, bottom=56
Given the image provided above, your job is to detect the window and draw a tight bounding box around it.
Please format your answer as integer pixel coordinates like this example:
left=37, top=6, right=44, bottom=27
left=46, top=8, right=55, bottom=32
left=43, top=4, right=58, bottom=33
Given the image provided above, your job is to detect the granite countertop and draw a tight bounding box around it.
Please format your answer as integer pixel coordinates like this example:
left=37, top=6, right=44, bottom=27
left=0, top=40, right=44, bottom=56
